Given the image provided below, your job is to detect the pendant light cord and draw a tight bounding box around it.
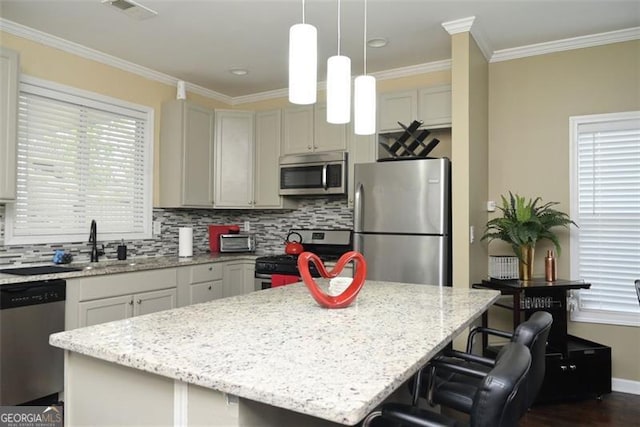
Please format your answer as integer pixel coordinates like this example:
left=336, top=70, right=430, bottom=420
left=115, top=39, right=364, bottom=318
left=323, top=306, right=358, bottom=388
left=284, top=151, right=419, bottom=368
left=337, top=0, right=341, bottom=55
left=363, top=0, right=367, bottom=75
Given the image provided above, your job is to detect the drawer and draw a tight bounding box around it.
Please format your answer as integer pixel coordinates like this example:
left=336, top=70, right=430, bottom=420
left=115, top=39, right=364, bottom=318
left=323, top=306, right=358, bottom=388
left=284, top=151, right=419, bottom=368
left=77, top=268, right=177, bottom=301
left=190, top=263, right=223, bottom=283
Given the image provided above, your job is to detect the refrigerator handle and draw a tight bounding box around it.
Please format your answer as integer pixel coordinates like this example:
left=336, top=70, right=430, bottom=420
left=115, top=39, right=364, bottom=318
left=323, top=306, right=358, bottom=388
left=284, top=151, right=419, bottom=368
left=354, top=182, right=364, bottom=231
left=322, top=163, right=328, bottom=190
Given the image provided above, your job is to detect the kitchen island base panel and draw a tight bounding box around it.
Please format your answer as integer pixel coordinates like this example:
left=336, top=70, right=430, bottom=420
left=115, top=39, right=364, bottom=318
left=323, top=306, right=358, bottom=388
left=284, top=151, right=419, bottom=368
left=65, top=352, right=362, bottom=426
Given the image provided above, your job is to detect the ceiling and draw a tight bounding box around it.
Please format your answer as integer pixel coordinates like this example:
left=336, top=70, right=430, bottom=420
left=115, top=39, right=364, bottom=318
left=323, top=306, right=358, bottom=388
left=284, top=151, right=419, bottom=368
left=1, top=0, right=639, bottom=100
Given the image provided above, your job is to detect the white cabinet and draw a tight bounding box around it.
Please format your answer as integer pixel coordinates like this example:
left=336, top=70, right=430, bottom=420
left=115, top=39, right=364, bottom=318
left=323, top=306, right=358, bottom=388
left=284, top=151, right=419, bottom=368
left=66, top=268, right=178, bottom=330
left=0, top=47, right=19, bottom=202
left=77, top=288, right=177, bottom=327
left=177, top=262, right=224, bottom=306
left=159, top=100, right=214, bottom=207
left=378, top=85, right=451, bottom=132
left=346, top=128, right=377, bottom=208
left=223, top=262, right=255, bottom=298
left=214, top=110, right=254, bottom=208
left=254, top=110, right=294, bottom=209
left=282, top=104, right=347, bottom=155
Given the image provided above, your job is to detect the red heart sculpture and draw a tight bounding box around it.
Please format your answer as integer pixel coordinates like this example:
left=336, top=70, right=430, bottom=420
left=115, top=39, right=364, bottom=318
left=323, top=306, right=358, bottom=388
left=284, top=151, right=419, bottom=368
left=297, top=251, right=367, bottom=309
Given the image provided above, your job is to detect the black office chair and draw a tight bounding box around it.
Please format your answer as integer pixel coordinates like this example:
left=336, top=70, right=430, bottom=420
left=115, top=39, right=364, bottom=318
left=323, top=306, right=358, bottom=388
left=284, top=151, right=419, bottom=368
left=423, top=311, right=552, bottom=414
left=362, top=342, right=532, bottom=427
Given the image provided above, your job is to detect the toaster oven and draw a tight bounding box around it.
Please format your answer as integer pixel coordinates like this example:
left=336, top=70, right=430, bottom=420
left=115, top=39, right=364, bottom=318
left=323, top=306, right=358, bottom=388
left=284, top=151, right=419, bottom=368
left=219, top=234, right=256, bottom=253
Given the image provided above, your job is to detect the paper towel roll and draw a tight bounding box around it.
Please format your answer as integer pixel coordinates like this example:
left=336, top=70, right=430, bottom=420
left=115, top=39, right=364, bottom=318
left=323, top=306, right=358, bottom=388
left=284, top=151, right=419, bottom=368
left=178, top=227, right=193, bottom=257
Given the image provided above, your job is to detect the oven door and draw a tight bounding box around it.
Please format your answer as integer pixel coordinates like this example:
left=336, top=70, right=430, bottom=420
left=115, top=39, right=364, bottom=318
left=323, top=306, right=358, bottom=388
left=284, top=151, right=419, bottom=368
left=254, top=273, right=272, bottom=291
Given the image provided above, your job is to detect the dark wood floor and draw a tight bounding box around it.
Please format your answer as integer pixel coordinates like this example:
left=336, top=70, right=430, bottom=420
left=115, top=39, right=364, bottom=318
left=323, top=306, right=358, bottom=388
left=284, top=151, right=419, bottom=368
left=520, top=392, right=640, bottom=426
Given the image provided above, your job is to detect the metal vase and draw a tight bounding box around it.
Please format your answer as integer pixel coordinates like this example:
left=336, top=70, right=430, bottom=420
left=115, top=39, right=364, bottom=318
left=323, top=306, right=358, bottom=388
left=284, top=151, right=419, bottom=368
left=519, top=245, right=535, bottom=280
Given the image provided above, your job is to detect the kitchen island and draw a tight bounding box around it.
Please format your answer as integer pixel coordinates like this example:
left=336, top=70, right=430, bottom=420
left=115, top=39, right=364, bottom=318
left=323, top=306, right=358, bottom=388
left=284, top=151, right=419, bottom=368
left=50, top=281, right=499, bottom=426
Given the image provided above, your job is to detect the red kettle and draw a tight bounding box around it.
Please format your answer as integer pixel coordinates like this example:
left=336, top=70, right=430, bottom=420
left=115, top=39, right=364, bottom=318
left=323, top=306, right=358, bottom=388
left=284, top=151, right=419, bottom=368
left=284, top=231, right=304, bottom=255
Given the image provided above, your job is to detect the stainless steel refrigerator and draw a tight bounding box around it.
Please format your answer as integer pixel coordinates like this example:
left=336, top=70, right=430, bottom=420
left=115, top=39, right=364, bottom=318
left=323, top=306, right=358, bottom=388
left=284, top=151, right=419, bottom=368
left=353, top=158, right=451, bottom=286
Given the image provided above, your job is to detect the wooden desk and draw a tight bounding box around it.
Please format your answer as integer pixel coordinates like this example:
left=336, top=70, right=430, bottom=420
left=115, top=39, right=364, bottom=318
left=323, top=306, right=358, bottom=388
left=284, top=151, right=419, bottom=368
left=473, top=278, right=590, bottom=354
left=473, top=278, right=611, bottom=403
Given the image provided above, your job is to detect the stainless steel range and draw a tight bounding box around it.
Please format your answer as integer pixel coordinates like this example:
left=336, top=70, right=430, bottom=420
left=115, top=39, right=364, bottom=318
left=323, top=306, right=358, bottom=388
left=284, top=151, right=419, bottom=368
left=254, top=229, right=352, bottom=290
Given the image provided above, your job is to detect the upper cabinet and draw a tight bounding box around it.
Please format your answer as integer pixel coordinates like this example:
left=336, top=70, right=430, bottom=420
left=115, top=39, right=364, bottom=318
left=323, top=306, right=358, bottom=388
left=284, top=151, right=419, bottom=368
left=214, top=109, right=294, bottom=209
left=378, top=84, right=451, bottom=132
left=282, top=104, right=347, bottom=155
left=0, top=47, right=19, bottom=202
left=159, top=100, right=214, bottom=208
left=213, top=110, right=254, bottom=208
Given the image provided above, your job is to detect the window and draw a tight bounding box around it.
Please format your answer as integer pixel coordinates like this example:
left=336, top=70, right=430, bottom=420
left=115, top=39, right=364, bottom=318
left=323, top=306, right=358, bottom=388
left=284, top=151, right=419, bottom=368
left=570, top=111, right=640, bottom=327
left=5, top=76, right=153, bottom=244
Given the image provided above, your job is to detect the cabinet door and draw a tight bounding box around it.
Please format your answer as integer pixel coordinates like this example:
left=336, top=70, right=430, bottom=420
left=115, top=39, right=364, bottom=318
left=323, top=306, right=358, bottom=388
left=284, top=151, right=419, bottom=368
left=223, top=262, right=249, bottom=298
left=0, top=47, right=19, bottom=202
left=254, top=110, right=283, bottom=208
left=190, top=280, right=224, bottom=305
left=347, top=127, right=376, bottom=208
left=183, top=102, right=215, bottom=206
left=378, top=90, right=418, bottom=132
left=282, top=105, right=314, bottom=155
left=214, top=110, right=255, bottom=208
left=159, top=100, right=214, bottom=207
left=418, top=85, right=451, bottom=128
left=134, top=288, right=177, bottom=316
left=78, top=295, right=134, bottom=327
left=313, top=104, right=347, bottom=152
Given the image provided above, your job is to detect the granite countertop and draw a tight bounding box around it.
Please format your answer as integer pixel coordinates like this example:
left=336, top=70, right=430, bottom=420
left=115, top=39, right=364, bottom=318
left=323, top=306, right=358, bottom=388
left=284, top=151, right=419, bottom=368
left=50, top=282, right=500, bottom=425
left=0, top=253, right=258, bottom=285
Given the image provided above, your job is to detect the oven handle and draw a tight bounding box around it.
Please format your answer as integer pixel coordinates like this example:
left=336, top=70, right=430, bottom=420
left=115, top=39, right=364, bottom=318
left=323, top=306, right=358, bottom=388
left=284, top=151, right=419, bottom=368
left=322, top=163, right=328, bottom=190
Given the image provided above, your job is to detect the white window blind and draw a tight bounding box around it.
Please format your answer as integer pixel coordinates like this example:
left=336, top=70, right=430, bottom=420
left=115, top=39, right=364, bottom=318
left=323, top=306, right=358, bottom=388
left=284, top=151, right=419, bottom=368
left=570, top=112, right=640, bottom=327
left=5, top=77, right=153, bottom=244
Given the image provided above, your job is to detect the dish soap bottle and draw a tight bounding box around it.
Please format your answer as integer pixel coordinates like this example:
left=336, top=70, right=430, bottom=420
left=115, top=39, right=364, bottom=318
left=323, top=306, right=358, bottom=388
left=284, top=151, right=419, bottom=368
left=545, top=250, right=556, bottom=282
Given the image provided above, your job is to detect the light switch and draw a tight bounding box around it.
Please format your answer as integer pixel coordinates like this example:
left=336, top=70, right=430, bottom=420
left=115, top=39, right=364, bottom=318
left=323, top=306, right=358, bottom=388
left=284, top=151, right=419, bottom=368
left=470, top=225, right=475, bottom=244
left=487, top=201, right=496, bottom=212
left=153, top=221, right=161, bottom=235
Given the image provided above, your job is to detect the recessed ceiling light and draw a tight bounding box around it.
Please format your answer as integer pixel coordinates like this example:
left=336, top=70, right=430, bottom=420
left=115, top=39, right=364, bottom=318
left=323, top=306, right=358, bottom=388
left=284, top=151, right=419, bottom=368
left=229, top=68, right=249, bottom=76
left=367, top=38, right=388, bottom=48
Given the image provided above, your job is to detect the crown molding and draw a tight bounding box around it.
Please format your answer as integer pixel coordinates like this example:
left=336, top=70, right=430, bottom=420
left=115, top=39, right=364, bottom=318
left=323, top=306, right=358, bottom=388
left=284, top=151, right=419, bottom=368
left=442, top=16, right=475, bottom=35
left=491, top=26, right=640, bottom=63
left=0, top=18, right=232, bottom=105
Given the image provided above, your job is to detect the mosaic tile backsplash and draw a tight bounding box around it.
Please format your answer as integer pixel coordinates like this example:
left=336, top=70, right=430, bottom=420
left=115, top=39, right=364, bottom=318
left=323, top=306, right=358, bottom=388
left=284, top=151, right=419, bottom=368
left=0, top=197, right=353, bottom=266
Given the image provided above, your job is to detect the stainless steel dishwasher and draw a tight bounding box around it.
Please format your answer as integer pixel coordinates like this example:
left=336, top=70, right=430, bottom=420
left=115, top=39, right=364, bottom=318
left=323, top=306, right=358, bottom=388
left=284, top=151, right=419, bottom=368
left=0, top=279, right=66, bottom=405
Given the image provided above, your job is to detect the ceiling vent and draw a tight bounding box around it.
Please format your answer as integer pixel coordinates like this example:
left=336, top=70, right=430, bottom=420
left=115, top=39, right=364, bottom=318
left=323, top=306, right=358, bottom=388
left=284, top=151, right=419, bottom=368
left=102, top=0, right=158, bottom=21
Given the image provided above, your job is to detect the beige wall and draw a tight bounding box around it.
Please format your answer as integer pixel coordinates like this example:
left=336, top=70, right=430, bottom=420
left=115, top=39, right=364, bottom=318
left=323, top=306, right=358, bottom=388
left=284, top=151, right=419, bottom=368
left=0, top=31, right=231, bottom=205
left=488, top=40, right=640, bottom=381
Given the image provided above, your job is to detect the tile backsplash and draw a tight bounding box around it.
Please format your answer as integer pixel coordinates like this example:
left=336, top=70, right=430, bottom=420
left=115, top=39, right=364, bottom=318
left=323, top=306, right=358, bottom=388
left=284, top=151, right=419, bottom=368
left=0, top=197, right=353, bottom=266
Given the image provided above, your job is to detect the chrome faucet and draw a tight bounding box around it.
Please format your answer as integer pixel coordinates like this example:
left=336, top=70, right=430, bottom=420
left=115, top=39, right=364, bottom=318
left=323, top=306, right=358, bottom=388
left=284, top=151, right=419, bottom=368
left=89, top=219, right=105, bottom=262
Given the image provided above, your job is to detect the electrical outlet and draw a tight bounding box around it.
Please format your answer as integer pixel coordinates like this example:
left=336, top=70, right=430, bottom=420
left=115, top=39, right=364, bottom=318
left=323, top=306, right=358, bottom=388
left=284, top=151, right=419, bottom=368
left=470, top=225, right=475, bottom=244
left=487, top=201, right=496, bottom=212
left=153, top=221, right=161, bottom=235
left=244, top=220, right=250, bottom=232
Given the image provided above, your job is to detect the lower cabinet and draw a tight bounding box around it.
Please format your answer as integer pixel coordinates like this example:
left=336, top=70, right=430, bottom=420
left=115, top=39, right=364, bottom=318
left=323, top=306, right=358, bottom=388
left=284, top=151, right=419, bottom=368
left=66, top=268, right=178, bottom=330
left=177, top=262, right=225, bottom=306
left=78, top=288, right=177, bottom=327
left=177, top=260, right=256, bottom=307
left=223, top=261, right=255, bottom=298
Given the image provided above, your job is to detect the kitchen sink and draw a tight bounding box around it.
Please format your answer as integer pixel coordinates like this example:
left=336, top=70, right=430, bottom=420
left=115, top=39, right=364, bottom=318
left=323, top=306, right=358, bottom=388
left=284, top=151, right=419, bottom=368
left=0, top=265, right=84, bottom=276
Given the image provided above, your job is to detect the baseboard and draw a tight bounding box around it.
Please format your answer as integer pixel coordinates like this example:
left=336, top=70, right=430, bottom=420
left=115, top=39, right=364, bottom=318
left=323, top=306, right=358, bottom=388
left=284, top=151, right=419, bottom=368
left=612, top=378, right=640, bottom=395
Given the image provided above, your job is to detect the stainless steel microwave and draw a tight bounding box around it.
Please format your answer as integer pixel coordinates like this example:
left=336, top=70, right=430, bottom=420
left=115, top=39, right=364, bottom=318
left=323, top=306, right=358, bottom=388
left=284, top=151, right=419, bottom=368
left=279, top=152, right=348, bottom=196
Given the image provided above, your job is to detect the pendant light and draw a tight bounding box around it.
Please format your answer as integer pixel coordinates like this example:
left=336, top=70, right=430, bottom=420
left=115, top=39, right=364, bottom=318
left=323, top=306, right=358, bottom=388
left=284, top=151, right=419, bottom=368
left=289, top=0, right=317, bottom=105
left=354, top=0, right=376, bottom=135
left=326, top=0, right=351, bottom=124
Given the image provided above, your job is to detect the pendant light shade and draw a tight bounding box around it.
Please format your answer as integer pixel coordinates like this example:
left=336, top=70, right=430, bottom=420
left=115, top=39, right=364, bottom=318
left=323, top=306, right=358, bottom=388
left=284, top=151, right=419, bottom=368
left=354, top=0, right=376, bottom=135
left=354, top=75, right=376, bottom=135
left=326, top=55, right=351, bottom=124
left=289, top=22, right=317, bottom=105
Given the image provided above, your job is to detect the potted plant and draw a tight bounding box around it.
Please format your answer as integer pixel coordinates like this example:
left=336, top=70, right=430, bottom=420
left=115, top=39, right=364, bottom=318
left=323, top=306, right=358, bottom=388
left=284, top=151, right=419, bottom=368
left=481, top=192, right=576, bottom=280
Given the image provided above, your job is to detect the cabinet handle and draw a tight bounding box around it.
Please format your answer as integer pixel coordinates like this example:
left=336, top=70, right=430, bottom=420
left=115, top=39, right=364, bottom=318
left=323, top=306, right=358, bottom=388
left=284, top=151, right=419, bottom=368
left=208, top=267, right=213, bottom=271
left=307, top=145, right=312, bottom=150
left=569, top=364, right=577, bottom=371
left=137, top=299, right=142, bottom=305
left=129, top=299, right=134, bottom=305
left=560, top=365, right=568, bottom=372
left=208, top=286, right=212, bottom=290
left=313, top=145, right=318, bottom=149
